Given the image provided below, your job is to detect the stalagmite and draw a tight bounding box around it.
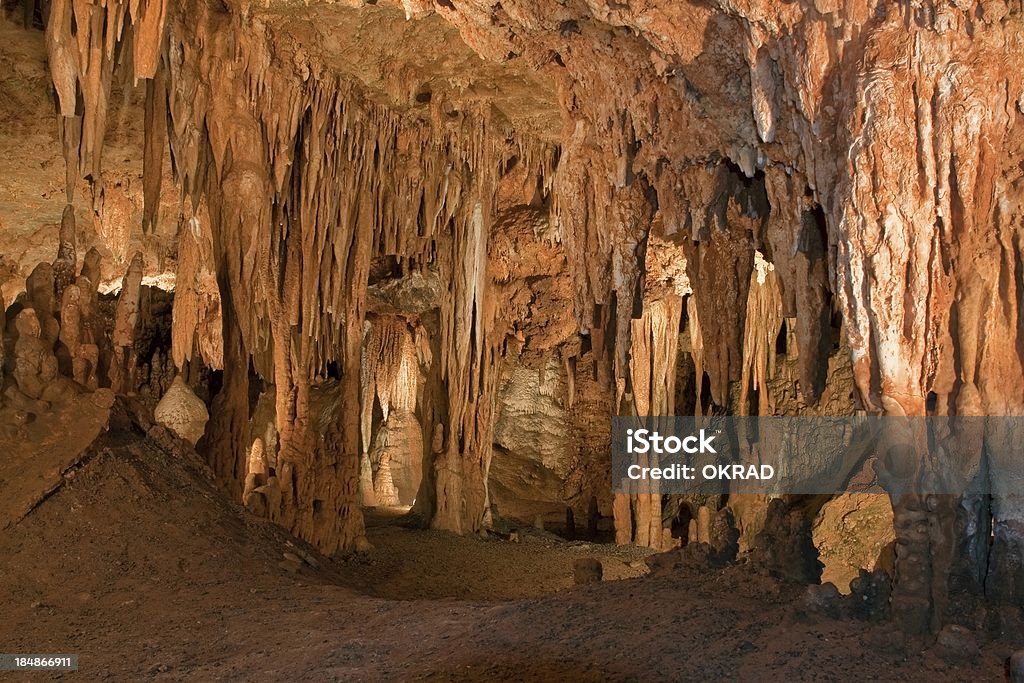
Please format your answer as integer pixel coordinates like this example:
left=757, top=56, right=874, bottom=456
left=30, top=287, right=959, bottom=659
left=359, top=452, right=377, bottom=508
left=12, top=310, right=59, bottom=402
left=369, top=424, right=401, bottom=507
left=109, top=252, right=144, bottom=394
left=81, top=247, right=102, bottom=289
left=73, top=275, right=100, bottom=390
left=59, top=284, right=91, bottom=387
left=244, top=440, right=267, bottom=492
left=154, top=375, right=210, bottom=446
left=53, top=205, right=78, bottom=301
left=242, top=439, right=273, bottom=516
left=26, top=262, right=59, bottom=348
left=696, top=506, right=711, bottom=545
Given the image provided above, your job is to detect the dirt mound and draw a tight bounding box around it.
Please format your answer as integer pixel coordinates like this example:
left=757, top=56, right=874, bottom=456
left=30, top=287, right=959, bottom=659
left=0, top=389, right=116, bottom=530
left=0, top=415, right=345, bottom=678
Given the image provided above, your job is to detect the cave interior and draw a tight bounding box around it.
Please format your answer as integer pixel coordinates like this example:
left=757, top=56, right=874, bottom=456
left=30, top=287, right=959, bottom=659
left=2, top=0, right=1024, bottom=678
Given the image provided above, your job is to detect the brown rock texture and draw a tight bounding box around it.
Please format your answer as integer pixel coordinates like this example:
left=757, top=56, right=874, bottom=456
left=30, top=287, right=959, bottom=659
left=0, top=0, right=1016, bottom=636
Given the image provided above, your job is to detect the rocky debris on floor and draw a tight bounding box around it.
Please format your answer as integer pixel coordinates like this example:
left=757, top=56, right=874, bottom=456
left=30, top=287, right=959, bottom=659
left=802, top=568, right=892, bottom=623
left=573, top=558, right=603, bottom=585
left=645, top=506, right=740, bottom=575
left=934, top=624, right=981, bottom=664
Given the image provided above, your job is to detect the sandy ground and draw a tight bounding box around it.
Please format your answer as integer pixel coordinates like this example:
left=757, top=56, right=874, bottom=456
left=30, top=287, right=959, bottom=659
left=0, top=416, right=1019, bottom=682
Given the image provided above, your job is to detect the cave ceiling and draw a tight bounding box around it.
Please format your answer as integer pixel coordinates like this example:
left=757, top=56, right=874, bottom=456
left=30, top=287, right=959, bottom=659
left=257, top=1, right=563, bottom=142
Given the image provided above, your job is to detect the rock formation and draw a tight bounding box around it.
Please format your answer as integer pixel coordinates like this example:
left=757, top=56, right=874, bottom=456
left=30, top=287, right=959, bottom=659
left=154, top=375, right=210, bottom=445
left=53, top=204, right=77, bottom=301
left=750, top=498, right=824, bottom=584
left=1, top=214, right=169, bottom=404
left=12, top=309, right=58, bottom=401
left=25, top=263, right=59, bottom=348
left=109, top=252, right=144, bottom=394
left=59, top=283, right=91, bottom=387
left=81, top=248, right=102, bottom=291
left=171, top=211, right=222, bottom=372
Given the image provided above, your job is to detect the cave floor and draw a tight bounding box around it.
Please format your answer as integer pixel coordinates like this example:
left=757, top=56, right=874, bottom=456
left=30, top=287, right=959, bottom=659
left=0, top=427, right=1014, bottom=682
left=346, top=507, right=652, bottom=601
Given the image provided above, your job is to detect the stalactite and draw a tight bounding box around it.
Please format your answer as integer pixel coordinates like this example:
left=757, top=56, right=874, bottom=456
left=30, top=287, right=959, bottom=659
left=681, top=165, right=757, bottom=409
left=618, top=295, right=684, bottom=548
left=432, top=199, right=503, bottom=535
left=825, top=7, right=1023, bottom=633
left=59, top=117, right=82, bottom=203
left=629, top=297, right=684, bottom=418
left=142, top=63, right=168, bottom=235
left=148, top=0, right=563, bottom=545
left=23, top=0, right=1023, bottom=635
left=563, top=353, right=576, bottom=409
left=171, top=211, right=223, bottom=371
left=762, top=166, right=833, bottom=404
left=45, top=0, right=78, bottom=117
left=44, top=0, right=172, bottom=212
left=739, top=251, right=783, bottom=417
left=360, top=317, right=417, bottom=454
left=360, top=316, right=420, bottom=508
left=688, top=294, right=705, bottom=417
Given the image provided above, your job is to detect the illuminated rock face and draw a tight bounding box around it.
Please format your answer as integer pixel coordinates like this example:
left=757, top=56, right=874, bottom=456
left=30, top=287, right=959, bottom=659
left=0, top=0, right=1014, bottom=630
